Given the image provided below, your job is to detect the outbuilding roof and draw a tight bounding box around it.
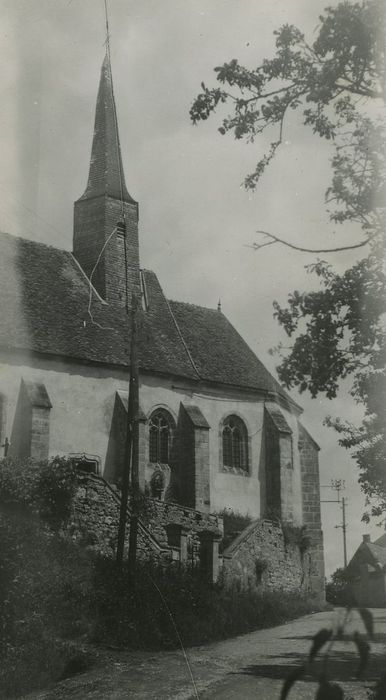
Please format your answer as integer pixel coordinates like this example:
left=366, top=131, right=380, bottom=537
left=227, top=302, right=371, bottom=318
left=0, top=230, right=298, bottom=408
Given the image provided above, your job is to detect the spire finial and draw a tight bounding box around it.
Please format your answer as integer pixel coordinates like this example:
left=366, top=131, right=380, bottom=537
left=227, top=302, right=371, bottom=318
left=104, top=0, right=111, bottom=57
left=217, top=299, right=222, bottom=312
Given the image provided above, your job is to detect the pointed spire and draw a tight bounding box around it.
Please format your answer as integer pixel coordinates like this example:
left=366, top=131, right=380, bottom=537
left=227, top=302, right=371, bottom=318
left=80, top=53, right=135, bottom=203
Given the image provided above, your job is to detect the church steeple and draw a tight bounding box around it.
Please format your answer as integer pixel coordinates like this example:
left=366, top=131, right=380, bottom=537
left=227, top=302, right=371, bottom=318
left=73, top=53, right=140, bottom=307
left=80, top=53, right=135, bottom=204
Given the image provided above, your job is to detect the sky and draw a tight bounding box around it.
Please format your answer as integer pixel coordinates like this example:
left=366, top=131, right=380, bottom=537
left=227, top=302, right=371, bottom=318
left=0, top=0, right=382, bottom=575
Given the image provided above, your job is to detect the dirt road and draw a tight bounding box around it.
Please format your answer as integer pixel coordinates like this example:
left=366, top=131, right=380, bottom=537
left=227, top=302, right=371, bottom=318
left=28, top=609, right=386, bottom=700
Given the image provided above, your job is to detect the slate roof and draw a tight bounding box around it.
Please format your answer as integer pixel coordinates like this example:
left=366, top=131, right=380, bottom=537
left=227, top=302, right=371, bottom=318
left=78, top=53, right=135, bottom=204
left=348, top=539, right=386, bottom=573
left=182, top=404, right=211, bottom=429
left=367, top=543, right=386, bottom=567
left=374, top=532, right=386, bottom=548
left=169, top=301, right=296, bottom=403
left=0, top=230, right=297, bottom=407
left=265, top=403, right=292, bottom=434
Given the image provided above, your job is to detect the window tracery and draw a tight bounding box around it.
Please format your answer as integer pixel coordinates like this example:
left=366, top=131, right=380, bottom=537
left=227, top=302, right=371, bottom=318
left=221, top=414, right=248, bottom=473
left=149, top=409, right=174, bottom=464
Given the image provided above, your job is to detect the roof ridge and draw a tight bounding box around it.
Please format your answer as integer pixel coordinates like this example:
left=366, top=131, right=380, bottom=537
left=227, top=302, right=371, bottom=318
left=0, top=229, right=71, bottom=254
left=169, top=298, right=217, bottom=312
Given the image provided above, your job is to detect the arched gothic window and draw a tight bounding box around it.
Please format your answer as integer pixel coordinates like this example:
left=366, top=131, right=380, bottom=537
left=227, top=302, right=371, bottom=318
left=149, top=409, right=174, bottom=464
left=222, top=415, right=248, bottom=472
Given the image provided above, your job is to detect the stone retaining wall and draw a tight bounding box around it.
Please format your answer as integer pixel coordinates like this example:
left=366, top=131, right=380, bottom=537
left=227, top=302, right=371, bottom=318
left=72, top=474, right=324, bottom=598
left=71, top=474, right=222, bottom=565
left=222, top=518, right=324, bottom=598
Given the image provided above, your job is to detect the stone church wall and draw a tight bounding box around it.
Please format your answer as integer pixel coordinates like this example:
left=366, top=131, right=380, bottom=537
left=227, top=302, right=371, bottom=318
left=1, top=351, right=312, bottom=532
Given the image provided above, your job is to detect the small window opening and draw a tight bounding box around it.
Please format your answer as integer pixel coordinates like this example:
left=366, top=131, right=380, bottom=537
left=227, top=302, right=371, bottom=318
left=116, top=220, right=126, bottom=236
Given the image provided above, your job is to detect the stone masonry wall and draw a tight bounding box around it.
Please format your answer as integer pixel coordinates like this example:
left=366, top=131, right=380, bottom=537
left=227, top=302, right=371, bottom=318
left=73, top=196, right=140, bottom=308
left=222, top=519, right=323, bottom=598
left=71, top=474, right=171, bottom=561
left=298, top=424, right=325, bottom=598
left=71, top=474, right=221, bottom=565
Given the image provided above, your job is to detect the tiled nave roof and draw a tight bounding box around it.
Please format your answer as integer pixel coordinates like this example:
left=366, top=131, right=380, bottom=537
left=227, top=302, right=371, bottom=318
left=0, top=230, right=298, bottom=408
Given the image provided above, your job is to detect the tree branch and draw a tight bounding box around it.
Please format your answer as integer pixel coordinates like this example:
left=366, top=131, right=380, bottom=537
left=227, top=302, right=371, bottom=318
left=250, top=230, right=371, bottom=254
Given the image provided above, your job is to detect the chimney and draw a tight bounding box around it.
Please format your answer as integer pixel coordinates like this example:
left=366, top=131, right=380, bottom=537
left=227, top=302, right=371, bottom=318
left=362, top=534, right=371, bottom=543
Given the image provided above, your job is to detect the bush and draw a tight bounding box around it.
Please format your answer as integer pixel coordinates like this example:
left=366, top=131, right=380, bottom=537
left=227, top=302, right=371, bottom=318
left=0, top=513, right=95, bottom=697
left=325, top=567, right=356, bottom=606
left=0, top=456, right=77, bottom=530
left=282, top=522, right=311, bottom=554
left=90, top=558, right=324, bottom=650
left=216, top=508, right=253, bottom=551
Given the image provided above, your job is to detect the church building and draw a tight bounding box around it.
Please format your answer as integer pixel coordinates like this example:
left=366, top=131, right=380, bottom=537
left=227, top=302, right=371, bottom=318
left=0, top=54, right=324, bottom=591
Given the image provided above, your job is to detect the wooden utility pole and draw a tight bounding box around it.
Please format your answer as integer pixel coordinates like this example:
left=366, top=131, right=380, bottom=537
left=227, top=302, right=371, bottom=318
left=116, top=294, right=139, bottom=569
left=127, top=293, right=140, bottom=576
left=335, top=496, right=348, bottom=568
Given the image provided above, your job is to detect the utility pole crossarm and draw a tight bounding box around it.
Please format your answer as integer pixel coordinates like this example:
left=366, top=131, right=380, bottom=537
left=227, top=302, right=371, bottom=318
left=321, top=478, right=348, bottom=568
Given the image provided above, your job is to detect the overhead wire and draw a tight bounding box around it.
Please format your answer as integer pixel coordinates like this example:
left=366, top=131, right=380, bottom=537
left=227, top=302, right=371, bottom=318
left=86, top=0, right=130, bottom=327
left=87, top=227, right=117, bottom=331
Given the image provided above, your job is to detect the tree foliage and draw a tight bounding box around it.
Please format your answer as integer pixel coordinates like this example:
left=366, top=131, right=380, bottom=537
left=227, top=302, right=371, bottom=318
left=325, top=567, right=356, bottom=606
left=191, top=0, right=386, bottom=520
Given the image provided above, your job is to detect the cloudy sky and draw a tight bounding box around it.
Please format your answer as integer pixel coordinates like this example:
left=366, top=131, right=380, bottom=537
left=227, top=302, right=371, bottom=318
left=0, top=0, right=381, bottom=574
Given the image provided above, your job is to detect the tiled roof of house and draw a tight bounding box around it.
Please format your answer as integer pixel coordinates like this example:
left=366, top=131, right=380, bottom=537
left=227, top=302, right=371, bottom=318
left=367, top=542, right=386, bottom=568
left=374, top=532, right=386, bottom=548
left=0, top=231, right=296, bottom=406
left=348, top=538, right=386, bottom=573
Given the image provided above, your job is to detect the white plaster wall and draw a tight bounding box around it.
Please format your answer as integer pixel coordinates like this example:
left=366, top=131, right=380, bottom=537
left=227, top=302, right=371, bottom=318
left=0, top=352, right=304, bottom=522
left=0, top=353, right=130, bottom=467
left=140, top=376, right=304, bottom=521
left=142, top=376, right=263, bottom=519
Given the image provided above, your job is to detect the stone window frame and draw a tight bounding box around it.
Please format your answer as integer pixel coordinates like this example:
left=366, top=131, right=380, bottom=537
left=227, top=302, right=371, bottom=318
left=146, top=405, right=176, bottom=467
left=218, top=412, right=252, bottom=476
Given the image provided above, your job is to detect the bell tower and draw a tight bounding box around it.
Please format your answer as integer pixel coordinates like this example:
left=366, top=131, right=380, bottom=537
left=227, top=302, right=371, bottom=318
left=73, top=54, right=140, bottom=307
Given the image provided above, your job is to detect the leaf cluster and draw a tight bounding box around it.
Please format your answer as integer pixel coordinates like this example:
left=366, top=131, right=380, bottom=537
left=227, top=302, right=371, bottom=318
left=281, top=607, right=378, bottom=699
left=191, top=0, right=386, bottom=518
left=191, top=1, right=385, bottom=208
left=282, top=522, right=311, bottom=553
left=272, top=257, right=386, bottom=398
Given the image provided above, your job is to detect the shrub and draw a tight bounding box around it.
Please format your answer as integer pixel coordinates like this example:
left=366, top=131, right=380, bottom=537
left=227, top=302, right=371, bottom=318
left=0, top=512, right=95, bottom=697
left=0, top=456, right=77, bottom=530
left=325, top=567, right=356, bottom=606
left=282, top=522, right=311, bottom=554
left=216, top=508, right=253, bottom=551
left=90, top=558, right=324, bottom=650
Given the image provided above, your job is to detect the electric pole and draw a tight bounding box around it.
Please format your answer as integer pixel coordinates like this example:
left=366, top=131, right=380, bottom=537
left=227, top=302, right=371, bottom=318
left=321, top=479, right=348, bottom=568
left=116, top=294, right=139, bottom=569
left=335, top=496, right=348, bottom=568
left=127, top=293, right=140, bottom=578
